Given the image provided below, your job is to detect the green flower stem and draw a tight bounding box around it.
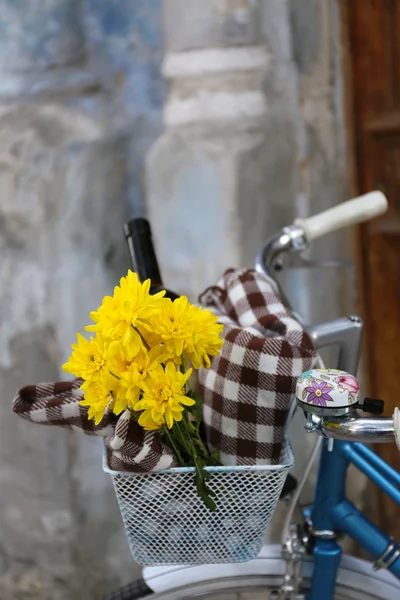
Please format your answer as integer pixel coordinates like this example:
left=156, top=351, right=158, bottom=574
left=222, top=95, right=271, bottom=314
left=181, top=410, right=208, bottom=457
left=109, top=370, right=121, bottom=380
left=194, top=431, right=209, bottom=458
left=165, top=406, right=219, bottom=511
left=164, top=426, right=185, bottom=466
left=174, top=419, right=216, bottom=510
left=174, top=421, right=192, bottom=457
left=132, top=325, right=151, bottom=351
left=182, top=409, right=195, bottom=432
left=171, top=420, right=200, bottom=467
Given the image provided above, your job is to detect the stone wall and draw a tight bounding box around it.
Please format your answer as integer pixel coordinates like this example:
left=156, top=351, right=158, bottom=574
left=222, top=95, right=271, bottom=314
left=0, top=1, right=149, bottom=598
left=84, top=0, right=164, bottom=216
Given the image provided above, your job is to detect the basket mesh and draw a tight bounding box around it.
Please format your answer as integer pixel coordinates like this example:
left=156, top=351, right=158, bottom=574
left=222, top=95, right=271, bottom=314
left=104, top=443, right=294, bottom=566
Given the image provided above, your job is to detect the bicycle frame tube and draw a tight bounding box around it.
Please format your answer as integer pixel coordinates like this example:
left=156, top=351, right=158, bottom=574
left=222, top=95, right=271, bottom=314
left=308, top=439, right=400, bottom=600
left=307, top=439, right=346, bottom=600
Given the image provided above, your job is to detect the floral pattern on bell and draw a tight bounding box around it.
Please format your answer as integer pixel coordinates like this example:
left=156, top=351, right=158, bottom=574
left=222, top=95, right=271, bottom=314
left=304, top=380, right=334, bottom=407
left=296, top=369, right=360, bottom=408
left=333, top=373, right=359, bottom=402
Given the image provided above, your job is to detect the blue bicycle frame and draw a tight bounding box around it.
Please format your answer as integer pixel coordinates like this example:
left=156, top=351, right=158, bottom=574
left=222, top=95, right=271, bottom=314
left=308, top=438, right=400, bottom=599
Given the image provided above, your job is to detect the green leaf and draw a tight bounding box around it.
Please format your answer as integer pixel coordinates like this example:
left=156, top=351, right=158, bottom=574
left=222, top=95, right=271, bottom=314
left=194, top=460, right=217, bottom=512
left=195, top=469, right=202, bottom=489
left=202, top=495, right=216, bottom=512
left=210, top=449, right=221, bottom=465
left=168, top=405, right=221, bottom=511
left=187, top=389, right=204, bottom=423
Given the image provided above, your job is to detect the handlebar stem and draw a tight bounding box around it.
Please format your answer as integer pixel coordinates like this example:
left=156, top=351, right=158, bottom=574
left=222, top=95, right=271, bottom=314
left=255, top=225, right=308, bottom=310
left=307, top=316, right=363, bottom=376
left=255, top=225, right=308, bottom=276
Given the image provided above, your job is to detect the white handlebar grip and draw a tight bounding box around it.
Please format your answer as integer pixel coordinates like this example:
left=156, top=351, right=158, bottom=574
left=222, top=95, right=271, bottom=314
left=294, top=191, right=388, bottom=242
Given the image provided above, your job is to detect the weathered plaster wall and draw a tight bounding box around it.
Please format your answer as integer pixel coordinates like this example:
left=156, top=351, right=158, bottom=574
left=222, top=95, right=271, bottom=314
left=0, top=2, right=150, bottom=598
left=84, top=0, right=164, bottom=216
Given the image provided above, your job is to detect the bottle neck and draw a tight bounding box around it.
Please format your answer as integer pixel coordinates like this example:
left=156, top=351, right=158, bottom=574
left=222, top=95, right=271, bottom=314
left=124, top=218, right=179, bottom=300
left=124, top=218, right=163, bottom=286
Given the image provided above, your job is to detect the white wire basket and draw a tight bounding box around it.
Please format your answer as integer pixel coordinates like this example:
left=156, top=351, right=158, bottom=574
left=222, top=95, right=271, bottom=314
left=103, top=442, right=294, bottom=566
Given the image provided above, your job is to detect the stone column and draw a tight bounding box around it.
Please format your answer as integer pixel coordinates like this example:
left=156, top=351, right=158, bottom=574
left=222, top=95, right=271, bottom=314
left=146, top=0, right=281, bottom=300
left=147, top=0, right=354, bottom=306
left=0, top=2, right=136, bottom=598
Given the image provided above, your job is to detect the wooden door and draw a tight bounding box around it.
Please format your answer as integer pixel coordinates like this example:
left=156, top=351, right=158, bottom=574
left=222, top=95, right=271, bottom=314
left=346, top=0, right=400, bottom=536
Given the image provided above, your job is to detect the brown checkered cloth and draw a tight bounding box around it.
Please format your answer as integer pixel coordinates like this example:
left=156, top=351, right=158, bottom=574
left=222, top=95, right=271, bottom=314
left=198, top=268, right=317, bottom=465
left=12, top=379, right=178, bottom=472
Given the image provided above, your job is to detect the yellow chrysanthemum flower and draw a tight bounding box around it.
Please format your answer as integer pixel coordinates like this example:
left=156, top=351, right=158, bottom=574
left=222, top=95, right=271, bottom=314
left=62, top=333, right=112, bottom=382
left=143, top=296, right=223, bottom=369
left=143, top=296, right=194, bottom=356
left=185, top=306, right=224, bottom=369
left=136, top=410, right=165, bottom=431
left=85, top=271, right=168, bottom=360
left=80, top=375, right=114, bottom=425
left=114, top=347, right=162, bottom=415
left=134, top=362, right=195, bottom=429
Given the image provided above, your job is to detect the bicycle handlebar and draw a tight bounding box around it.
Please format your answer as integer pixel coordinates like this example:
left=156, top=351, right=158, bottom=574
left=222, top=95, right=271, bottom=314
left=256, top=191, right=388, bottom=285
left=294, top=191, right=388, bottom=242
left=255, top=190, right=396, bottom=443
left=318, top=414, right=395, bottom=443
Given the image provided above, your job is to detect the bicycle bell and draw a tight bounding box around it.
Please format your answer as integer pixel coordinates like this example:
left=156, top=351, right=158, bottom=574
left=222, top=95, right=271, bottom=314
left=296, top=369, right=360, bottom=417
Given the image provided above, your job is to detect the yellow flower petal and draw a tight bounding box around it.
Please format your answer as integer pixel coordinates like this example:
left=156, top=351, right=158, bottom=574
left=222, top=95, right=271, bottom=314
left=79, top=377, right=113, bottom=424
left=165, top=409, right=174, bottom=429
left=179, top=395, right=196, bottom=407
left=62, top=333, right=111, bottom=382
left=134, top=362, right=195, bottom=431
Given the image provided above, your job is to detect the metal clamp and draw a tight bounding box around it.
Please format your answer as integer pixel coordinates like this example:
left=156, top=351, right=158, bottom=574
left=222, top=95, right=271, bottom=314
left=373, top=539, right=400, bottom=571
left=305, top=518, right=339, bottom=540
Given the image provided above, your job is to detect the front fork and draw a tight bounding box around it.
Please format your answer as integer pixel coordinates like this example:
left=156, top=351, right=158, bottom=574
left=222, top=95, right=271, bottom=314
left=276, top=438, right=349, bottom=600
left=306, top=439, right=348, bottom=600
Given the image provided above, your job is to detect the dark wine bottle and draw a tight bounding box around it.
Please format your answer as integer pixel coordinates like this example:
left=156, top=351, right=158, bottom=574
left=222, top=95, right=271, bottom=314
left=123, top=218, right=179, bottom=300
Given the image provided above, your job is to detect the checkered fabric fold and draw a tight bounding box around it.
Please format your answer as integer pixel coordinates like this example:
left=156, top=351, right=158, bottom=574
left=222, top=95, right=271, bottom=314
left=198, top=268, right=317, bottom=466
left=12, top=379, right=178, bottom=472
